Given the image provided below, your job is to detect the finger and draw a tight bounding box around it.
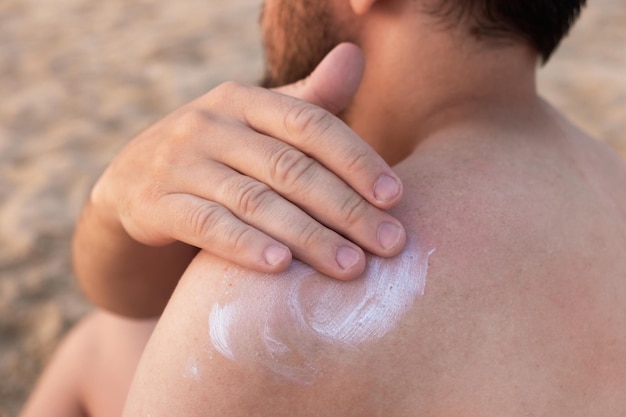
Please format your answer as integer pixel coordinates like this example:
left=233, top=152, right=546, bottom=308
left=160, top=190, right=366, bottom=280
left=271, top=43, right=404, bottom=209
left=167, top=158, right=368, bottom=279
left=270, top=43, right=403, bottom=210
left=275, top=43, right=366, bottom=115
left=200, top=123, right=405, bottom=257
left=153, top=193, right=294, bottom=274
left=204, top=81, right=404, bottom=211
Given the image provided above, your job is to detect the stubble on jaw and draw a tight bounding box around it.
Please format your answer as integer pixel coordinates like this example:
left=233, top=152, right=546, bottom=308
left=259, top=0, right=346, bottom=88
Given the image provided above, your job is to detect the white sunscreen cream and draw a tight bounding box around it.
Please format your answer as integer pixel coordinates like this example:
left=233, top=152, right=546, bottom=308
left=209, top=236, right=434, bottom=383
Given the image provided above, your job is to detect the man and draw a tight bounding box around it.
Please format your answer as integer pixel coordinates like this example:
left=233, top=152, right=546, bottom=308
left=23, top=0, right=626, bottom=416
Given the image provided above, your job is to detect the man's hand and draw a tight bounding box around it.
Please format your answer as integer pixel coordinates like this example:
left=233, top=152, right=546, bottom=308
left=92, top=44, right=405, bottom=279
left=75, top=43, right=406, bottom=317
left=91, top=43, right=405, bottom=279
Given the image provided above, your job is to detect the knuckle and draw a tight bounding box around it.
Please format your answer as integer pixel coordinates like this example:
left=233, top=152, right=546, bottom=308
left=223, top=224, right=256, bottom=255
left=136, top=182, right=161, bottom=207
left=170, top=108, right=209, bottom=142
left=222, top=176, right=274, bottom=218
left=339, top=194, right=371, bottom=227
left=283, top=103, right=334, bottom=144
left=186, top=200, right=256, bottom=254
left=210, top=81, right=244, bottom=104
left=230, top=178, right=275, bottom=217
left=153, top=108, right=212, bottom=170
left=270, top=147, right=317, bottom=190
left=187, top=202, right=226, bottom=240
left=214, top=80, right=240, bottom=96
left=343, top=145, right=371, bottom=172
left=298, top=221, right=327, bottom=249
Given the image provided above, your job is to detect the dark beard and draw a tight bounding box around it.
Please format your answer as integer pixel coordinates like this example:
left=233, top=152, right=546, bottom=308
left=259, top=0, right=345, bottom=88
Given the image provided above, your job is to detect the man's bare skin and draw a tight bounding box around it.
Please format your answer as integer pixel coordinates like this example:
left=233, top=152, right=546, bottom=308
left=121, top=101, right=626, bottom=416
left=71, top=43, right=405, bottom=318
left=22, top=41, right=397, bottom=417
left=120, top=0, right=626, bottom=415
left=22, top=0, right=626, bottom=415
left=25, top=101, right=626, bottom=416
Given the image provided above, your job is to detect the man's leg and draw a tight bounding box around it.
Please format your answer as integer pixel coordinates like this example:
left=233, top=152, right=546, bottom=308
left=20, top=311, right=156, bottom=417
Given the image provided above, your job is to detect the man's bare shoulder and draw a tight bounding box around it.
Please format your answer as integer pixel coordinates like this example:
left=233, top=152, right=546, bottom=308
left=384, top=127, right=626, bottom=414
left=394, top=123, right=626, bottom=261
left=124, top=128, right=626, bottom=417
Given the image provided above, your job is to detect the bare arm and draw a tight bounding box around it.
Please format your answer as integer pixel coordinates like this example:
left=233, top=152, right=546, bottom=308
left=72, top=201, right=199, bottom=316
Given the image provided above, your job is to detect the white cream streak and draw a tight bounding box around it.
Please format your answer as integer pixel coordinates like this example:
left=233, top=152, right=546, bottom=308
left=209, top=235, right=434, bottom=383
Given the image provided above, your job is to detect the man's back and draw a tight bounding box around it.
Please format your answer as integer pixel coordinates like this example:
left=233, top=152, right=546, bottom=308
left=386, top=103, right=626, bottom=415
left=123, top=101, right=626, bottom=416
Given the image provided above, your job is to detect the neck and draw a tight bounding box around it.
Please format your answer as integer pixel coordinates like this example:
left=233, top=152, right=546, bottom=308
left=342, top=7, right=540, bottom=165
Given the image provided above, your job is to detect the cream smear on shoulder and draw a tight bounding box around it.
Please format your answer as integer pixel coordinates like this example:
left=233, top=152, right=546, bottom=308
left=209, top=236, right=434, bottom=383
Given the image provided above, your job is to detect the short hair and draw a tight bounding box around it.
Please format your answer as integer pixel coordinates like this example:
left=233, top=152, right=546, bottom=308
left=427, top=0, right=587, bottom=62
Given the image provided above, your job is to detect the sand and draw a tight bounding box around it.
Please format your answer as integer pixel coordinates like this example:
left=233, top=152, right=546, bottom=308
left=0, top=1, right=624, bottom=415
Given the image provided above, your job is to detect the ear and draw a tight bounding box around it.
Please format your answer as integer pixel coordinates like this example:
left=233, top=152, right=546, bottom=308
left=350, top=0, right=377, bottom=16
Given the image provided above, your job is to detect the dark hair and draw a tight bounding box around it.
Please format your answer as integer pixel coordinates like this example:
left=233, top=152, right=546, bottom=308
left=429, top=0, right=587, bottom=62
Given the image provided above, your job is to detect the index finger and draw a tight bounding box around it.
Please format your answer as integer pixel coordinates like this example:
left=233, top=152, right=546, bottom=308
left=214, top=83, right=404, bottom=210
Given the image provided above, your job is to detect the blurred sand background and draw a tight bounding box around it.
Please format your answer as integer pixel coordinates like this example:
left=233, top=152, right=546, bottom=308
left=0, top=0, right=624, bottom=414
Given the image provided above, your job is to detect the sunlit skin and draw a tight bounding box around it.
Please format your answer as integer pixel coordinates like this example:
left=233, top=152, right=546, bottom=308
left=21, top=0, right=626, bottom=416
left=120, top=1, right=626, bottom=416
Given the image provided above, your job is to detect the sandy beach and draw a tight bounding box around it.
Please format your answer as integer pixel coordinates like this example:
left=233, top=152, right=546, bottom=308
left=1, top=1, right=624, bottom=415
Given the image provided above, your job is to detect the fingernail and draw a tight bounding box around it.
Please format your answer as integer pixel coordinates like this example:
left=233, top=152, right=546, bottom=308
left=264, top=245, right=289, bottom=267
left=378, top=222, right=403, bottom=250
left=336, top=246, right=360, bottom=270
left=374, top=174, right=401, bottom=203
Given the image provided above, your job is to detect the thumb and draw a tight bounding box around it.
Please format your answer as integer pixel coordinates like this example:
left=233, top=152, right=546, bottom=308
left=274, top=43, right=365, bottom=115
